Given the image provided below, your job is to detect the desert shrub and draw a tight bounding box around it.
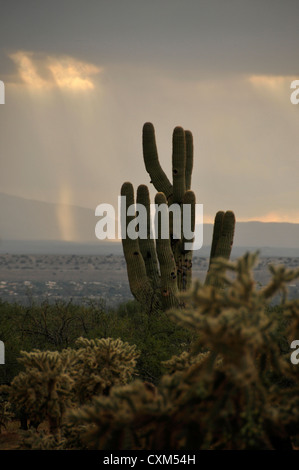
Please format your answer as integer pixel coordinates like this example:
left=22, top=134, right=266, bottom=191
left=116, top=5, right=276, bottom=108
left=2, top=349, right=74, bottom=434
left=57, top=299, right=192, bottom=385
left=0, top=400, right=12, bottom=433
left=0, top=297, right=192, bottom=386
left=0, top=299, right=29, bottom=383
left=2, top=336, right=140, bottom=439
left=86, top=299, right=194, bottom=384
left=0, top=298, right=107, bottom=384
left=67, top=337, right=140, bottom=403
left=65, top=252, right=299, bottom=450
left=15, top=298, right=107, bottom=349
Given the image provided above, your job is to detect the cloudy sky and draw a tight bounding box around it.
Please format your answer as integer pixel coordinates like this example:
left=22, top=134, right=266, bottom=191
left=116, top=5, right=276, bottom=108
left=1, top=0, right=299, bottom=241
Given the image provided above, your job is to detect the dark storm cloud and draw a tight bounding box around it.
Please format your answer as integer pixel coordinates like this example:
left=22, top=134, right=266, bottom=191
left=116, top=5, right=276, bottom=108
left=1, top=0, right=299, bottom=79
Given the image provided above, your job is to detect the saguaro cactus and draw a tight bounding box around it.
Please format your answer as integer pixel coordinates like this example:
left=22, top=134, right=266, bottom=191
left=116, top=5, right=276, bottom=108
left=121, top=122, right=235, bottom=314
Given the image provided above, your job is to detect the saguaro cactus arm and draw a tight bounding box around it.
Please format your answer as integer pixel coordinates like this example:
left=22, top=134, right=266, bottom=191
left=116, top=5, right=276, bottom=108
left=120, top=182, right=161, bottom=313
left=185, top=130, right=193, bottom=191
left=121, top=182, right=181, bottom=312
left=142, top=123, right=194, bottom=206
left=205, top=210, right=236, bottom=286
left=155, top=192, right=180, bottom=309
left=142, top=123, right=173, bottom=199
left=136, top=184, right=160, bottom=290
left=142, top=123, right=196, bottom=292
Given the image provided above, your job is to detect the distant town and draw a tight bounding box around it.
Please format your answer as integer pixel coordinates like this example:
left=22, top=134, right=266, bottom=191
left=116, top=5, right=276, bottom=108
left=0, top=253, right=298, bottom=308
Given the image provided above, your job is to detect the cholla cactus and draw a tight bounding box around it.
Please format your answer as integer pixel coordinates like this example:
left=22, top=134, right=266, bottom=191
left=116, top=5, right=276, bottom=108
left=121, top=123, right=235, bottom=314
left=21, top=429, right=66, bottom=450
left=3, top=350, right=74, bottom=434
left=0, top=401, right=12, bottom=433
left=2, top=337, right=139, bottom=445
left=67, top=380, right=160, bottom=450
left=162, top=350, right=223, bottom=374
left=67, top=253, right=299, bottom=450
left=68, top=337, right=140, bottom=404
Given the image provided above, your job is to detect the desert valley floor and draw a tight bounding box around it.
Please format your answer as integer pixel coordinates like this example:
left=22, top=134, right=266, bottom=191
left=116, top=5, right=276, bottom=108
left=0, top=254, right=298, bottom=307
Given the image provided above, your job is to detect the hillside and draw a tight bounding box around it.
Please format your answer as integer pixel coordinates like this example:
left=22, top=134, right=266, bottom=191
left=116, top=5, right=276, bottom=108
left=0, top=192, right=298, bottom=256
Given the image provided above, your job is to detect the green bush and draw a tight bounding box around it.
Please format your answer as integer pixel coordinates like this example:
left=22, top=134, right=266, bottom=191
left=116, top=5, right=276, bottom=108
left=0, top=297, right=192, bottom=386
left=0, top=298, right=107, bottom=383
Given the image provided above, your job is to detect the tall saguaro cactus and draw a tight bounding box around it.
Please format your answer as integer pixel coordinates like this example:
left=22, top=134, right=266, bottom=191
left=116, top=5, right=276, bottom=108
left=121, top=122, right=235, bottom=314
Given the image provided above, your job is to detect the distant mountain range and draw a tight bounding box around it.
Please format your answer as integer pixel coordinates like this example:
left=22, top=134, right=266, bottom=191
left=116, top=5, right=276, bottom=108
left=0, top=192, right=298, bottom=256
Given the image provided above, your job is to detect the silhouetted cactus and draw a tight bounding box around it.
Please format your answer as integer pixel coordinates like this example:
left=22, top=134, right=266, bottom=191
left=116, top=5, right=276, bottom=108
left=121, top=123, right=235, bottom=313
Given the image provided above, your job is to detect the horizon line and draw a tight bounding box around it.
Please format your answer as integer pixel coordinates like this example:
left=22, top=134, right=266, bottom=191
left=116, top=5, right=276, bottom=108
left=1, top=191, right=299, bottom=225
